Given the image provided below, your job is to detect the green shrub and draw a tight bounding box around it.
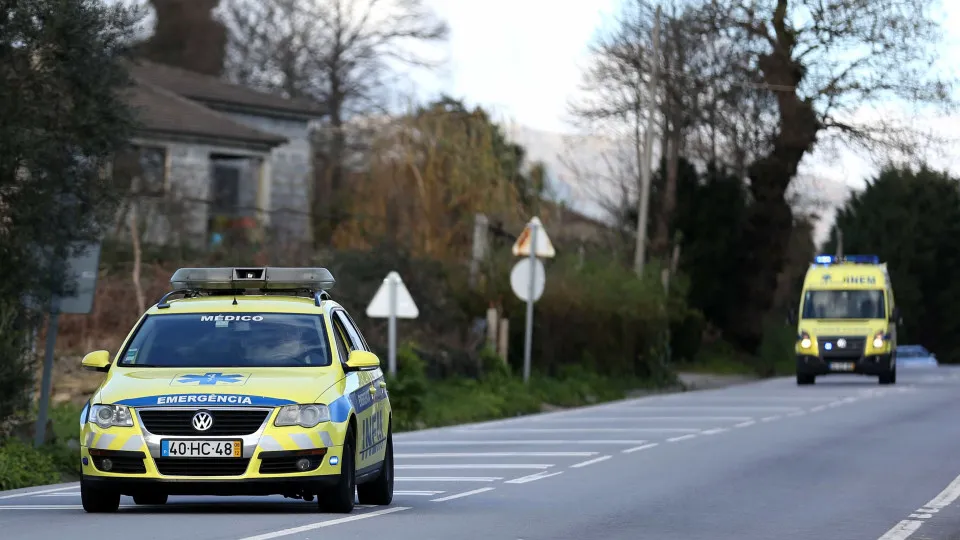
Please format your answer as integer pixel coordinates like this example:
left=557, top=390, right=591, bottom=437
left=758, top=318, right=796, bottom=376
left=0, top=438, right=60, bottom=491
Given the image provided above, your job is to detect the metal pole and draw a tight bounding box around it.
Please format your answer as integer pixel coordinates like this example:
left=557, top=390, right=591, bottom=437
left=633, top=4, right=661, bottom=276
left=523, top=224, right=537, bottom=383
left=388, top=275, right=397, bottom=376
left=35, top=299, right=59, bottom=447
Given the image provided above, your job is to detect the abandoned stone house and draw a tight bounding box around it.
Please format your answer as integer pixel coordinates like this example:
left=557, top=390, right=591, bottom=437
left=114, top=60, right=324, bottom=247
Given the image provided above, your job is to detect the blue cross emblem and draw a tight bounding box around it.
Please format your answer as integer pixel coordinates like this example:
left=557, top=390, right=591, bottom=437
left=177, top=373, right=245, bottom=385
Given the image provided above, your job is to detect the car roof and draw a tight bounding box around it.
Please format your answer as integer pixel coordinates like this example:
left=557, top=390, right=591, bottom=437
left=144, top=295, right=341, bottom=315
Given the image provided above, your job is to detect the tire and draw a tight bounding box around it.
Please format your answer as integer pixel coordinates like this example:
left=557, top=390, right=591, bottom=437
left=357, top=428, right=394, bottom=506
left=879, top=369, right=896, bottom=385
left=318, top=427, right=356, bottom=513
left=796, top=374, right=815, bottom=385
left=80, top=477, right=120, bottom=513
left=133, top=492, right=168, bottom=505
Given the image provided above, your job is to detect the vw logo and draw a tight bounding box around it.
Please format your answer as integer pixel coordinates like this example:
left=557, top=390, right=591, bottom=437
left=192, top=411, right=214, bottom=431
left=837, top=338, right=847, bottom=348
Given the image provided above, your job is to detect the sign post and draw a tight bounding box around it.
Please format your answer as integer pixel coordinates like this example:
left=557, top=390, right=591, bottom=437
left=33, top=241, right=102, bottom=447
left=511, top=217, right=555, bottom=383
left=366, top=271, right=419, bottom=376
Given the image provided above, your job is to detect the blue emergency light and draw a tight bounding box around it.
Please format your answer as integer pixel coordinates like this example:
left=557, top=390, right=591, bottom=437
left=814, top=255, right=837, bottom=264
left=844, top=254, right=880, bottom=264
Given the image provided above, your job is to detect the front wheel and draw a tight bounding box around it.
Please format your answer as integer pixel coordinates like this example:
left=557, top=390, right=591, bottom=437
left=80, top=478, right=120, bottom=513
left=318, top=428, right=356, bottom=513
left=797, top=374, right=815, bottom=385
left=357, top=428, right=394, bottom=505
left=879, top=369, right=896, bottom=385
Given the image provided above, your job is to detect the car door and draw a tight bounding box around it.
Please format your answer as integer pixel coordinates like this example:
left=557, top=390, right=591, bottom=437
left=331, top=309, right=385, bottom=471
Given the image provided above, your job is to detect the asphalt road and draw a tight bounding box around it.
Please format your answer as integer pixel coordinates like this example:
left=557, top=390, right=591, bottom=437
left=4, top=367, right=960, bottom=540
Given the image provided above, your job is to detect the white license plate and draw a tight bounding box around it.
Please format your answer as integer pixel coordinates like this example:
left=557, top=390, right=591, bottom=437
left=829, top=362, right=854, bottom=371
left=161, top=440, right=241, bottom=458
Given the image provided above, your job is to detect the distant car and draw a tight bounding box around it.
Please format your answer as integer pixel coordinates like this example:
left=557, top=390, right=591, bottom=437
left=78, top=266, right=393, bottom=514
left=896, top=345, right=938, bottom=367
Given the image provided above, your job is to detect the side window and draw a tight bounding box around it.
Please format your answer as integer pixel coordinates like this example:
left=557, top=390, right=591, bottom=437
left=336, top=311, right=368, bottom=351
left=330, top=316, right=350, bottom=365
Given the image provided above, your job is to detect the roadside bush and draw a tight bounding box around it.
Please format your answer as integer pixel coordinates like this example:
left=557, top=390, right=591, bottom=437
left=0, top=438, right=60, bottom=491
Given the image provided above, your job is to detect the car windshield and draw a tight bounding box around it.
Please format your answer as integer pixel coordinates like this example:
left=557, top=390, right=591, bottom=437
left=897, top=346, right=929, bottom=357
left=118, top=313, right=332, bottom=368
left=801, top=289, right=885, bottom=319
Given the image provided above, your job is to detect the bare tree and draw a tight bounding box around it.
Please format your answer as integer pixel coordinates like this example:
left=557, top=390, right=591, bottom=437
left=219, top=0, right=449, bottom=245
left=694, top=0, right=953, bottom=351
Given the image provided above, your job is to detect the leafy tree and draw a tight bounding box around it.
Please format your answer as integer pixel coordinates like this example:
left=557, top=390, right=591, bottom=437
left=824, top=165, right=960, bottom=362
left=0, top=0, right=140, bottom=425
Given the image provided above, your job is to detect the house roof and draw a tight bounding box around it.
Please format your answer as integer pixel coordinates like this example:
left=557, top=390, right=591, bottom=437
left=129, top=60, right=325, bottom=119
left=125, top=77, right=288, bottom=148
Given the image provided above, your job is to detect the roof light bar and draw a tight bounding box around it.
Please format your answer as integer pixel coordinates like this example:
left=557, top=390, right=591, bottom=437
left=813, top=254, right=880, bottom=265
left=170, top=267, right=335, bottom=291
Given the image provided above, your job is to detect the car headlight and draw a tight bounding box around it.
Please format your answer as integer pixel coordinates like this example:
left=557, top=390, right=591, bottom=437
left=873, top=332, right=885, bottom=348
left=275, top=404, right=331, bottom=428
left=799, top=332, right=812, bottom=349
left=89, top=404, right=133, bottom=429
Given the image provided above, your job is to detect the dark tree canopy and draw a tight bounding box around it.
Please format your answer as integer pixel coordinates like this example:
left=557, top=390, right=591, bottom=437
left=0, top=0, right=140, bottom=425
left=824, top=165, right=960, bottom=362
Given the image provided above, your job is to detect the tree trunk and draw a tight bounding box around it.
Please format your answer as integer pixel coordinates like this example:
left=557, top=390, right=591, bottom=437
left=729, top=46, right=820, bottom=353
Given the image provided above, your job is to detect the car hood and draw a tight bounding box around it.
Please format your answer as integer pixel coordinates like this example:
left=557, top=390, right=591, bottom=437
left=97, top=367, right=343, bottom=408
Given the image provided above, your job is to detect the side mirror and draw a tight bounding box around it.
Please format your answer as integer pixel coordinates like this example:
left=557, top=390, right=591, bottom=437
left=82, top=350, right=112, bottom=372
left=890, top=307, right=901, bottom=323
left=345, top=350, right=380, bottom=371
left=786, top=308, right=797, bottom=325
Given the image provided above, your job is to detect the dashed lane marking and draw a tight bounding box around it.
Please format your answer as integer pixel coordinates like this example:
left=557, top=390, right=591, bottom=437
left=876, top=470, right=960, bottom=539
left=396, top=491, right=445, bottom=496
left=236, top=507, right=411, bottom=540
left=396, top=452, right=596, bottom=458
left=395, top=440, right=650, bottom=446
left=570, top=456, right=612, bottom=469
left=734, top=421, right=756, bottom=428
left=623, top=443, right=659, bottom=453
left=0, top=486, right=78, bottom=500
left=700, top=428, right=728, bottom=435
left=396, top=477, right=503, bottom=482
left=532, top=416, right=755, bottom=422
left=667, top=434, right=698, bottom=443
left=430, top=488, right=495, bottom=502
left=452, top=428, right=701, bottom=433
left=505, top=471, right=563, bottom=484
left=761, top=416, right=781, bottom=422
left=397, top=464, right=552, bottom=470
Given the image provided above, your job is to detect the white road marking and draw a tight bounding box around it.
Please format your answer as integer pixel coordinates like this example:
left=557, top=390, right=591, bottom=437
left=623, top=443, right=659, bottom=453
left=667, top=434, right=697, bottom=442
left=0, top=485, right=78, bottom=500
left=654, top=396, right=844, bottom=402
left=875, top=470, right=960, bottom=539
left=908, top=513, right=933, bottom=519
left=34, top=492, right=79, bottom=497
left=430, top=487, right=495, bottom=502
left=396, top=476, right=502, bottom=482
left=532, top=416, right=754, bottom=422
left=877, top=520, right=923, bottom=540
left=236, top=507, right=411, bottom=540
left=828, top=401, right=845, bottom=407
left=734, top=421, right=756, bottom=428
left=397, top=464, right=552, bottom=470
left=395, top=491, right=445, bottom=496
left=621, top=406, right=802, bottom=411
left=505, top=471, right=563, bottom=484
left=786, top=411, right=806, bottom=417
left=570, top=455, right=612, bottom=468
left=456, top=428, right=700, bottom=433
left=761, top=416, right=781, bottom=422
left=396, top=452, right=596, bottom=458
left=396, top=440, right=649, bottom=446
left=810, top=406, right=827, bottom=412
left=700, top=428, right=728, bottom=435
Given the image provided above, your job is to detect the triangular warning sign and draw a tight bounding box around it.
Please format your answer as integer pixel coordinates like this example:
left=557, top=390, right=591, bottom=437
left=512, top=216, right=556, bottom=258
left=366, top=271, right=419, bottom=319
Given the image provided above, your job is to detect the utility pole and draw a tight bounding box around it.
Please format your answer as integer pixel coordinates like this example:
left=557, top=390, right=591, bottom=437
left=836, top=229, right=844, bottom=258
left=633, top=4, right=662, bottom=276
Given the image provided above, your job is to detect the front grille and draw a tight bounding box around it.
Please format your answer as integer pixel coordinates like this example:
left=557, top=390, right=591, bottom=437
left=138, top=409, right=269, bottom=436
left=820, top=336, right=866, bottom=358
left=154, top=457, right=250, bottom=476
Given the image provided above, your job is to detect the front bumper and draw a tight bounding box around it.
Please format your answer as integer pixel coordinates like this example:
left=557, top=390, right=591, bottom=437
left=80, top=406, right=348, bottom=495
left=797, top=353, right=894, bottom=376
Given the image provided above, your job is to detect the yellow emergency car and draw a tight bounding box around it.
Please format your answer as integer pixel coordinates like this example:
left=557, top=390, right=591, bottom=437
left=791, top=255, right=900, bottom=386
left=78, top=267, right=393, bottom=513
